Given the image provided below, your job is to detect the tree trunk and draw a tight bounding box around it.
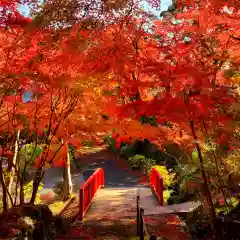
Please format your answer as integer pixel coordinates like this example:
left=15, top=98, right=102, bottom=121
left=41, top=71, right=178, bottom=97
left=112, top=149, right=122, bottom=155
left=0, top=165, right=8, bottom=211
left=30, top=179, right=40, bottom=204
left=30, top=169, right=43, bottom=204
left=19, top=177, right=24, bottom=204
left=202, top=120, right=232, bottom=207
left=8, top=130, right=20, bottom=194
left=62, top=140, right=72, bottom=201
left=189, top=120, right=216, bottom=222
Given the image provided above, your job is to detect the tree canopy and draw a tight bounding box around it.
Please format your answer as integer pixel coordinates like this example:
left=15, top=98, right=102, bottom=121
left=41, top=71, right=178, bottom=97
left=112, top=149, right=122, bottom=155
left=0, top=0, right=239, bottom=229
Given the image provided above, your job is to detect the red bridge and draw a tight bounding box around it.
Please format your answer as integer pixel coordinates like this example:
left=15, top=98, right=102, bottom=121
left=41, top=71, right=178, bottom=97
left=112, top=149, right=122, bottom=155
left=78, top=167, right=164, bottom=220
left=57, top=157, right=199, bottom=240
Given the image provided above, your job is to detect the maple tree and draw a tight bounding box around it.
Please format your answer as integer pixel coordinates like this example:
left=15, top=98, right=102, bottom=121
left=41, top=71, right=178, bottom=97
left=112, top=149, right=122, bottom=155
left=29, top=0, right=162, bottom=28
left=0, top=0, right=113, bottom=209
left=0, top=2, right=239, bottom=239
left=74, top=0, right=240, bottom=226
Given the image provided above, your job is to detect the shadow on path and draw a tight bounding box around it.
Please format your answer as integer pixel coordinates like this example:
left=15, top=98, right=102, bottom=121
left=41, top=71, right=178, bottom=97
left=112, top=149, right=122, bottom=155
left=78, top=151, right=143, bottom=188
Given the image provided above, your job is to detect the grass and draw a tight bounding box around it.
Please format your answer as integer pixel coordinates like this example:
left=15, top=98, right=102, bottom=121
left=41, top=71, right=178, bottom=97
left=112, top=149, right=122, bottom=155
left=48, top=199, right=68, bottom=214
left=44, top=192, right=77, bottom=215
left=0, top=193, right=75, bottom=216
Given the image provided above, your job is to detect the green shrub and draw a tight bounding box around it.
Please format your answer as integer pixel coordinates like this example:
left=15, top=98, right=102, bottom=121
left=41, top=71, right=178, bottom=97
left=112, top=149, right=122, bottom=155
left=167, top=195, right=181, bottom=204
left=104, top=135, right=165, bottom=165
left=53, top=181, right=64, bottom=196
left=179, top=166, right=200, bottom=198
left=103, top=135, right=117, bottom=152
left=120, top=144, right=136, bottom=159
left=152, top=165, right=176, bottom=189
left=163, top=189, right=173, bottom=204
left=134, top=139, right=164, bottom=163
left=215, top=197, right=239, bottom=214
left=19, top=143, right=43, bottom=167
left=128, top=154, right=145, bottom=168
left=186, top=205, right=212, bottom=239
left=167, top=166, right=200, bottom=204
left=21, top=181, right=44, bottom=204
left=128, top=155, right=156, bottom=175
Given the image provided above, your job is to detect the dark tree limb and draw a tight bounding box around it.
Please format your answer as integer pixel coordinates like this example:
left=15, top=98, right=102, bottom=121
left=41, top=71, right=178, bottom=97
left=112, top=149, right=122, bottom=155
left=230, top=35, right=240, bottom=41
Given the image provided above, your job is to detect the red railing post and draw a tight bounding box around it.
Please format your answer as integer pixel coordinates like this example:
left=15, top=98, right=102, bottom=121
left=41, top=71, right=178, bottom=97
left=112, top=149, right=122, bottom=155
left=150, top=168, right=163, bottom=205
left=79, top=188, right=84, bottom=220
left=101, top=169, right=104, bottom=188
left=159, top=175, right=163, bottom=205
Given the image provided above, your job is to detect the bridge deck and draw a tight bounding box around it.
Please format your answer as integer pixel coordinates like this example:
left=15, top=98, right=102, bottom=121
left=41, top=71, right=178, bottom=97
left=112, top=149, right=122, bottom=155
left=83, top=187, right=138, bottom=221
left=84, top=186, right=200, bottom=222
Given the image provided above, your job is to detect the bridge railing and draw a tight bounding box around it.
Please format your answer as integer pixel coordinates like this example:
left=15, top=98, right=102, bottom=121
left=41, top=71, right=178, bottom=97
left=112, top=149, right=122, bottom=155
left=149, top=168, right=164, bottom=205
left=79, top=168, right=104, bottom=220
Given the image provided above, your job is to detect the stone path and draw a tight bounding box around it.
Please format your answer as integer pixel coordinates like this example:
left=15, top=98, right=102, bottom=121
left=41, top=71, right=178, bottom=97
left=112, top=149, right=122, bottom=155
left=137, top=187, right=200, bottom=215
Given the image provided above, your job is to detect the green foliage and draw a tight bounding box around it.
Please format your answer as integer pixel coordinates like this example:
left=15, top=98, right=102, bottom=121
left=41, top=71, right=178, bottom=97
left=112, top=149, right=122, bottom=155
left=153, top=165, right=176, bottom=189
left=128, top=154, right=145, bottom=168
left=141, top=115, right=158, bottom=126
left=53, top=181, right=64, bottom=196
left=215, top=197, right=239, bottom=214
left=0, top=182, right=43, bottom=212
left=104, top=134, right=164, bottom=165
left=224, top=69, right=235, bottom=78
left=120, top=144, right=136, bottom=159
left=163, top=189, right=173, bottom=204
left=186, top=205, right=212, bottom=238
left=140, top=142, right=164, bottom=164
left=19, top=143, right=43, bottom=166
left=168, top=165, right=200, bottom=204
left=101, top=114, right=109, bottom=120
left=103, top=135, right=117, bottom=152
left=191, top=150, right=198, bottom=162
left=225, top=149, right=240, bottom=173
left=128, top=155, right=156, bottom=175
left=68, top=144, right=76, bottom=161
left=18, top=144, right=43, bottom=181
left=80, top=140, right=94, bottom=147
left=187, top=205, right=209, bottom=224
left=179, top=166, right=199, bottom=191
left=21, top=181, right=44, bottom=204
left=121, top=139, right=164, bottom=163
